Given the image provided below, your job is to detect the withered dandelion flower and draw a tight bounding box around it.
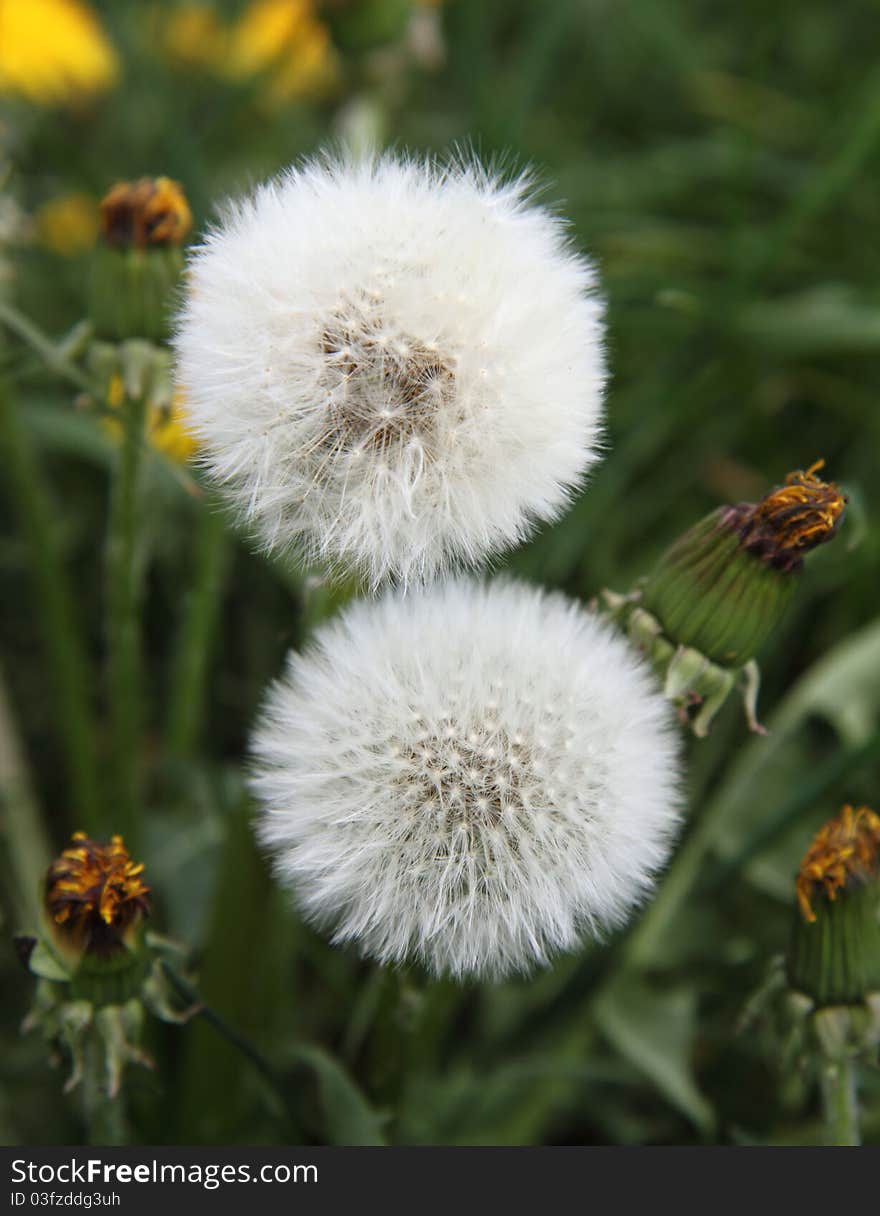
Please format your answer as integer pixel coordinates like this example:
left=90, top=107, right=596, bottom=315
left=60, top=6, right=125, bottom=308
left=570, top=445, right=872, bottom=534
left=733, top=460, right=846, bottom=574
left=795, top=805, right=880, bottom=924
left=788, top=806, right=880, bottom=1009
left=99, top=177, right=191, bottom=250
left=603, top=461, right=848, bottom=735
left=91, top=177, right=192, bottom=341
left=46, top=832, right=150, bottom=958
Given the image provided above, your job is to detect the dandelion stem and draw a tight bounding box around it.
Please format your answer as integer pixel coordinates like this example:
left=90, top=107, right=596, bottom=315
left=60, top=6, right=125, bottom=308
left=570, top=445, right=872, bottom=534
left=820, top=1056, right=861, bottom=1146
left=0, top=380, right=102, bottom=829
left=105, top=393, right=148, bottom=846
left=160, top=962, right=296, bottom=1127
left=81, top=1037, right=128, bottom=1146
left=0, top=661, right=51, bottom=928
left=166, top=502, right=229, bottom=759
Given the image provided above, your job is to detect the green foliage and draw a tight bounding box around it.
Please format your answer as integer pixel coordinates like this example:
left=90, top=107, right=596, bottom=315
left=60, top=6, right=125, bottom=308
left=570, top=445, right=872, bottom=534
left=1, top=0, right=879, bottom=1146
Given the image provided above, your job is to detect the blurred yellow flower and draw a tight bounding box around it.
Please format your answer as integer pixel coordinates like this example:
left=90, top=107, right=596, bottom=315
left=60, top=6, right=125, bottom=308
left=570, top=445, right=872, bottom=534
left=164, top=4, right=228, bottom=71
left=0, top=0, right=119, bottom=105
left=226, top=0, right=339, bottom=102
left=36, top=192, right=99, bottom=255
left=105, top=374, right=198, bottom=464
left=150, top=394, right=199, bottom=463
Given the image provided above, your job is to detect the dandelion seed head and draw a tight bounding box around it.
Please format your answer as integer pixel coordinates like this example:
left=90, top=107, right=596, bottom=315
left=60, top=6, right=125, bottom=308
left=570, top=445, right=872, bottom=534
left=174, top=153, right=606, bottom=586
left=252, top=579, right=681, bottom=978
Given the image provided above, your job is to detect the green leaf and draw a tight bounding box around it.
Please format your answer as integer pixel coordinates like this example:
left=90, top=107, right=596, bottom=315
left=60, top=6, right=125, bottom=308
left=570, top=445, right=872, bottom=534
left=594, top=973, right=716, bottom=1136
left=24, top=401, right=113, bottom=467
left=289, top=1044, right=387, bottom=1146
left=739, top=285, right=880, bottom=354
left=711, top=615, right=880, bottom=867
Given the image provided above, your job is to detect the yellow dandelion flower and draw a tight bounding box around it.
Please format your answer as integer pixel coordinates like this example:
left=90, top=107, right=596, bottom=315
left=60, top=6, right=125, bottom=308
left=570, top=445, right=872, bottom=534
left=36, top=192, right=99, bottom=256
left=226, top=0, right=314, bottom=75
left=104, top=375, right=198, bottom=465
left=149, top=392, right=199, bottom=463
left=163, top=3, right=228, bottom=70
left=0, top=0, right=119, bottom=105
left=266, top=17, right=338, bottom=102
left=226, top=0, right=339, bottom=101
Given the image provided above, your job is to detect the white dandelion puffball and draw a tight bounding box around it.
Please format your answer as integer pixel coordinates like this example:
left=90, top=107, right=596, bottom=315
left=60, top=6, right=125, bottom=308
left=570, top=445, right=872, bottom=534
left=174, top=153, right=606, bottom=586
left=252, top=579, right=681, bottom=979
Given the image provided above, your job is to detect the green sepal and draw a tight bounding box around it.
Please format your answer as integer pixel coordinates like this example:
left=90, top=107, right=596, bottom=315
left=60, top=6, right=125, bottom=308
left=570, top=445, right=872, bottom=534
left=599, top=590, right=766, bottom=736
left=69, top=941, right=150, bottom=1008
left=642, top=507, right=796, bottom=665
left=787, top=880, right=880, bottom=1008
left=95, top=1001, right=153, bottom=1099
left=90, top=245, right=184, bottom=342
left=27, top=939, right=73, bottom=982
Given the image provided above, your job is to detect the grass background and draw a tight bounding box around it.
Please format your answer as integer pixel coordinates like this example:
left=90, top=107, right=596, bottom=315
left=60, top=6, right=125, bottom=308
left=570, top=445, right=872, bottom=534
left=1, top=0, right=879, bottom=1145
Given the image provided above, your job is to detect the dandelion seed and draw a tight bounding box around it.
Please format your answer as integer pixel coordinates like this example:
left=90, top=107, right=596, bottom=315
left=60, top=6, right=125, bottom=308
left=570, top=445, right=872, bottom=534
left=252, top=579, right=680, bottom=979
left=175, top=153, right=606, bottom=586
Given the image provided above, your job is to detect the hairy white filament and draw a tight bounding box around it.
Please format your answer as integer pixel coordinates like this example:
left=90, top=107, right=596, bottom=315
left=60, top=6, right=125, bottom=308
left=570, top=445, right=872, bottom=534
left=252, top=579, right=682, bottom=978
left=174, top=152, right=606, bottom=586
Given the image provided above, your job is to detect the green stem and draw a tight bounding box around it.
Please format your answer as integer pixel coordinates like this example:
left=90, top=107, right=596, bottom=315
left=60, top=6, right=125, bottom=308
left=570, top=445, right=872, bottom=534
left=166, top=503, right=229, bottom=759
left=105, top=395, right=148, bottom=845
left=0, top=300, right=95, bottom=394
left=0, top=381, right=102, bottom=829
left=820, top=1056, right=861, bottom=1146
left=81, top=1036, right=128, bottom=1146
left=161, top=963, right=285, bottom=1098
left=0, top=661, right=51, bottom=928
left=172, top=800, right=300, bottom=1141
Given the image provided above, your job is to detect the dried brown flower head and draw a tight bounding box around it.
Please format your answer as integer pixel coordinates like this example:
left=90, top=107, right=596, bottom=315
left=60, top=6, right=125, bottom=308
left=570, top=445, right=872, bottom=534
left=46, top=832, right=151, bottom=956
left=99, top=177, right=191, bottom=249
left=796, top=805, right=880, bottom=924
left=731, top=460, right=846, bottom=573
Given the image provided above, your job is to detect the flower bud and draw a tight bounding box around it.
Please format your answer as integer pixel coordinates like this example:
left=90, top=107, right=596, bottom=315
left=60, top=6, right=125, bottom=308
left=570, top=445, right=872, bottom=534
left=602, top=463, right=846, bottom=735
left=641, top=462, right=846, bottom=666
left=45, top=832, right=150, bottom=1003
left=88, top=342, right=197, bottom=464
left=90, top=177, right=191, bottom=342
left=21, top=834, right=197, bottom=1098
left=787, top=806, right=880, bottom=1010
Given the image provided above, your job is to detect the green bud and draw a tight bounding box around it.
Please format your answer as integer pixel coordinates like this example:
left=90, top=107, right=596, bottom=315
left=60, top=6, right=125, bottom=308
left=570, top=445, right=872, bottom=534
left=788, top=881, right=880, bottom=1008
left=20, top=833, right=198, bottom=1099
left=641, top=509, right=796, bottom=666
left=787, top=806, right=880, bottom=1009
left=90, top=245, right=184, bottom=342
left=89, top=177, right=191, bottom=342
left=601, top=463, right=846, bottom=735
left=642, top=462, right=846, bottom=667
